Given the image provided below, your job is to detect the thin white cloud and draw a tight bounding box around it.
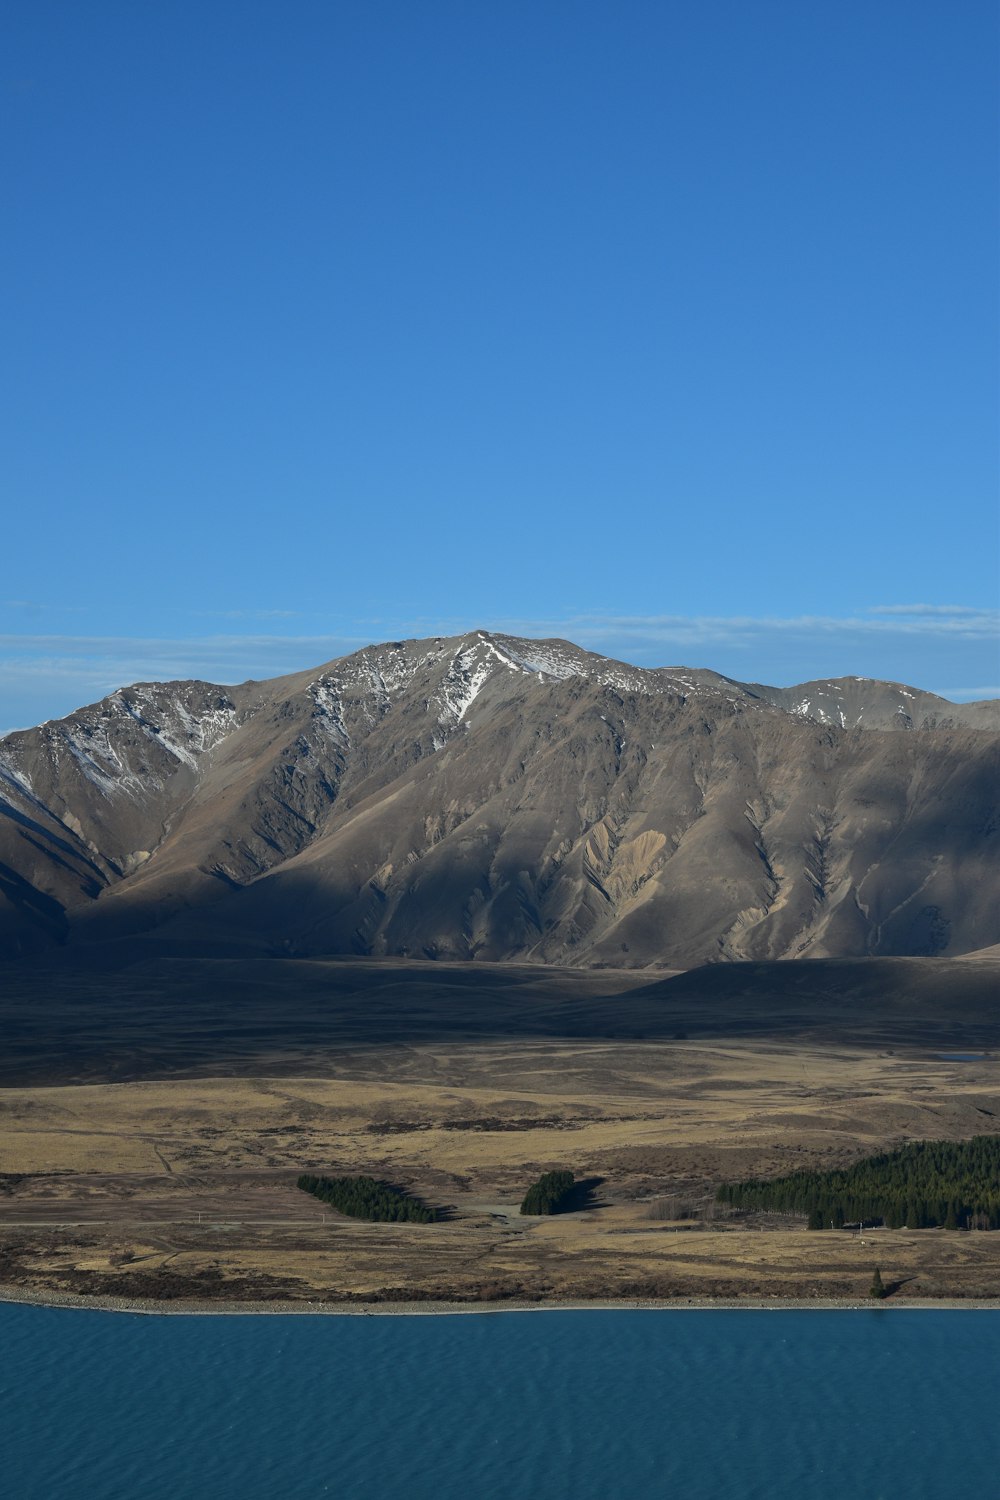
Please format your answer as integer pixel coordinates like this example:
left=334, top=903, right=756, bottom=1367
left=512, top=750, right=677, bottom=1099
left=1, top=610, right=997, bottom=671
left=0, top=635, right=366, bottom=729
left=0, top=608, right=996, bottom=730
left=868, top=603, right=991, bottom=617
left=0, top=633, right=365, bottom=663
left=2, top=604, right=996, bottom=663
left=482, top=607, right=1000, bottom=647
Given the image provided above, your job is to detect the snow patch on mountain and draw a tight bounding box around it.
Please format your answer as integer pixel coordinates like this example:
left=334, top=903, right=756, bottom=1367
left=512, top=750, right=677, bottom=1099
left=23, top=688, right=242, bottom=799
left=0, top=751, right=49, bottom=818
left=493, top=635, right=592, bottom=682
left=0, top=751, right=33, bottom=799
left=351, top=646, right=425, bottom=696
left=438, top=644, right=495, bottom=726
left=139, top=699, right=237, bottom=768
left=62, top=721, right=144, bottom=797
left=309, top=680, right=351, bottom=745
left=111, top=689, right=239, bottom=771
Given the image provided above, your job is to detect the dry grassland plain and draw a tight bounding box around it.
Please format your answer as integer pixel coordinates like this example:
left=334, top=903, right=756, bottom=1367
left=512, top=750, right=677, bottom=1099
left=3, top=951, right=1000, bottom=1307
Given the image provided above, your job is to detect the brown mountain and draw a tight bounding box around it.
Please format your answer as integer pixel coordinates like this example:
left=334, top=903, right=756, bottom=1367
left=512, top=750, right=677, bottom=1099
left=1, top=631, right=997, bottom=965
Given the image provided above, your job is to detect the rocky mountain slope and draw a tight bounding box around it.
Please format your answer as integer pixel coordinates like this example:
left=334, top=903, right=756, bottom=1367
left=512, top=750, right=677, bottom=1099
left=1, top=631, right=998, bottom=966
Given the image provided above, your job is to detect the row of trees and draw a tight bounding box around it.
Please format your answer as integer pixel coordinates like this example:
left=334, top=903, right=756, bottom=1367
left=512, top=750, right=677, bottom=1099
left=717, top=1136, right=1000, bottom=1231
left=297, top=1174, right=437, bottom=1223
left=521, top=1170, right=575, bottom=1216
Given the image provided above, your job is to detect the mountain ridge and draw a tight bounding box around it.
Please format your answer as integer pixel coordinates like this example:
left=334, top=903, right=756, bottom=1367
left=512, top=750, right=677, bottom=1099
left=2, top=630, right=998, bottom=965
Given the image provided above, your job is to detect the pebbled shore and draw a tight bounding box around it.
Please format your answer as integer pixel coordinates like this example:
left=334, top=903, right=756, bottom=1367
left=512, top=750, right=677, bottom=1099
left=4, top=1285, right=1000, bottom=1317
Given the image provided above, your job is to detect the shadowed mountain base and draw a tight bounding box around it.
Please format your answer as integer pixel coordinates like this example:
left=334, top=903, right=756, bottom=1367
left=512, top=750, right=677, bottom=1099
left=2, top=948, right=998, bottom=1088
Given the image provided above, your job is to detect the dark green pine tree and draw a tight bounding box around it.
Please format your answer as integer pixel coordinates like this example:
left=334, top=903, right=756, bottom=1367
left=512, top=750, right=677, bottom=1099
left=716, top=1136, right=1000, bottom=1231
left=870, top=1267, right=887, bottom=1299
left=807, top=1207, right=824, bottom=1231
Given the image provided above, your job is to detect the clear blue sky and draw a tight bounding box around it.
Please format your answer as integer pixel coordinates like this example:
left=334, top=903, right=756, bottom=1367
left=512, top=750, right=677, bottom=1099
left=3, top=1, right=997, bottom=728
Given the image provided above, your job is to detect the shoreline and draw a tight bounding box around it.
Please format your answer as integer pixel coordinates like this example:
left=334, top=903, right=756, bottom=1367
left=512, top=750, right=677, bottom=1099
left=4, top=1284, right=1000, bottom=1317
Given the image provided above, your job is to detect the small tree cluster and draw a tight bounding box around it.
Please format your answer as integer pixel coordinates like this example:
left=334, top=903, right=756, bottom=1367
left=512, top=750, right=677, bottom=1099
left=717, top=1136, right=1000, bottom=1230
left=298, top=1174, right=436, bottom=1223
left=520, top=1170, right=575, bottom=1216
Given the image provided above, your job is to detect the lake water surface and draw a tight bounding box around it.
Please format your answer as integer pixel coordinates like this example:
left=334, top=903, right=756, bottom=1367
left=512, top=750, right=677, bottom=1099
left=3, top=1303, right=999, bottom=1499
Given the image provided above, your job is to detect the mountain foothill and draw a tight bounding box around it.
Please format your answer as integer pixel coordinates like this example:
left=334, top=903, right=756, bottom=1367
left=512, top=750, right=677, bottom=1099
left=1, top=630, right=998, bottom=969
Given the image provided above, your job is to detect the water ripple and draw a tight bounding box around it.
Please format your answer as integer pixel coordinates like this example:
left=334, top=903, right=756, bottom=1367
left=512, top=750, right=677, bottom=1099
left=3, top=1307, right=999, bottom=1499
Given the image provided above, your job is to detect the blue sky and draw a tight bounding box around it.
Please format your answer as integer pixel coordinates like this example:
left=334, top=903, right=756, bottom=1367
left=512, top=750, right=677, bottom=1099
left=3, top=2, right=997, bottom=728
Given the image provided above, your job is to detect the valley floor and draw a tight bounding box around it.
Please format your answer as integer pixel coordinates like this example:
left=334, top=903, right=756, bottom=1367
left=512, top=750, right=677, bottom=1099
left=3, top=1026, right=1000, bottom=1305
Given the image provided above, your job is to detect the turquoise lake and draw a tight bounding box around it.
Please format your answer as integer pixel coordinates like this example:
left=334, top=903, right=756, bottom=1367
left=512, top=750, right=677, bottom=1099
left=3, top=1305, right=999, bottom=1498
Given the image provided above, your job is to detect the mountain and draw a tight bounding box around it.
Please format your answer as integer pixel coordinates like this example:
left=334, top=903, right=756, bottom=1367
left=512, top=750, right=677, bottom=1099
left=1, top=631, right=998, bottom=966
